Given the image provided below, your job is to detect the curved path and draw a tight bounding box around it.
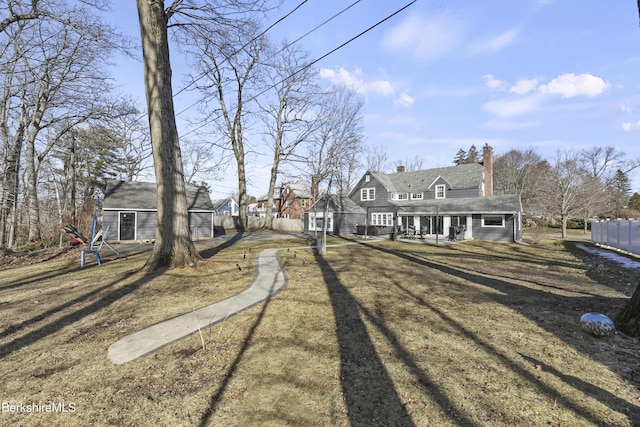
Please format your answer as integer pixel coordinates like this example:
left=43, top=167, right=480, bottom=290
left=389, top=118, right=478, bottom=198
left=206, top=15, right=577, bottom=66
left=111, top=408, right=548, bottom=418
left=107, top=248, right=286, bottom=364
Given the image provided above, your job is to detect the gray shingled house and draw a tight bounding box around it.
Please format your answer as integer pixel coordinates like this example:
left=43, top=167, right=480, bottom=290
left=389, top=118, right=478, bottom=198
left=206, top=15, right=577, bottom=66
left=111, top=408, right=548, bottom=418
left=102, top=180, right=215, bottom=241
left=305, top=146, right=524, bottom=242
left=304, top=194, right=366, bottom=235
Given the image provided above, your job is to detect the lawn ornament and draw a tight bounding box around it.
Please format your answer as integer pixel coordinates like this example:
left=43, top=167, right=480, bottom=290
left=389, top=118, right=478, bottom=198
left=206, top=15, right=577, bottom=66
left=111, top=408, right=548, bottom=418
left=580, top=313, right=615, bottom=337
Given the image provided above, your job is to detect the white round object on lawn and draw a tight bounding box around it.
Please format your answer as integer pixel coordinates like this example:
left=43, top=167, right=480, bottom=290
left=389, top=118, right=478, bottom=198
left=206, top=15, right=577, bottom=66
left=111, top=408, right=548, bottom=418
left=580, top=313, right=615, bottom=337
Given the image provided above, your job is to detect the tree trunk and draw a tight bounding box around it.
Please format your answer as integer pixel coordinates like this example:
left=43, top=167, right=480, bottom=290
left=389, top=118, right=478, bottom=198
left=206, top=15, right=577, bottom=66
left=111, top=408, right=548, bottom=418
left=137, top=0, right=198, bottom=271
left=25, top=136, right=41, bottom=242
left=615, top=282, right=640, bottom=337
left=236, top=155, right=248, bottom=231
left=264, top=166, right=277, bottom=229
left=0, top=140, right=22, bottom=247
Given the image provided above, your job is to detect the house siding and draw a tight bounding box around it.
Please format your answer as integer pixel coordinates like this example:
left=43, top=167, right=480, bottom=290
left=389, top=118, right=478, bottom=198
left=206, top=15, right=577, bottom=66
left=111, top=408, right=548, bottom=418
left=189, top=212, right=213, bottom=239
left=136, top=211, right=157, bottom=240
left=349, top=174, right=392, bottom=210
left=470, top=214, right=516, bottom=242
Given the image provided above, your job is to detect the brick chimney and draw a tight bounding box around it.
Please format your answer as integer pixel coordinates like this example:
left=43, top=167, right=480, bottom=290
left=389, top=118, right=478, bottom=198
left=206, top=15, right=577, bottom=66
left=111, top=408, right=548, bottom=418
left=482, top=145, right=493, bottom=196
left=397, top=165, right=405, bottom=173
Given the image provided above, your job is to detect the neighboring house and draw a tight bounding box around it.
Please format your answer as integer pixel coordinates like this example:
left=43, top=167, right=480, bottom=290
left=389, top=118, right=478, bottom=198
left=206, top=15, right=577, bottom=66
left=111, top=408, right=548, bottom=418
left=304, top=194, right=366, bottom=235
left=213, top=197, right=239, bottom=217
left=254, top=181, right=313, bottom=219
left=279, top=181, right=313, bottom=219
left=304, top=146, right=523, bottom=242
left=102, top=180, right=215, bottom=241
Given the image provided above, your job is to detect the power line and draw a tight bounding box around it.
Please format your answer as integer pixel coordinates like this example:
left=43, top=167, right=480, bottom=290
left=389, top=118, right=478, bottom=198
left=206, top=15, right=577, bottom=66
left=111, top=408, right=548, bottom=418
left=179, top=0, right=417, bottom=140
left=174, top=0, right=364, bottom=118
left=173, top=0, right=312, bottom=99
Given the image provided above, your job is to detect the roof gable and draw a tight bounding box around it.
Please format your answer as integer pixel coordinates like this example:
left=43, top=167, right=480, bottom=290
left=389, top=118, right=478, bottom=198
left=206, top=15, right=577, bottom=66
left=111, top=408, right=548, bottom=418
left=103, top=180, right=214, bottom=211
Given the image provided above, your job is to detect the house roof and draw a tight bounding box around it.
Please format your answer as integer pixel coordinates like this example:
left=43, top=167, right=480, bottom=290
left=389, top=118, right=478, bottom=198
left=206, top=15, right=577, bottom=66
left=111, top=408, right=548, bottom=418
left=212, top=197, right=238, bottom=211
left=307, top=194, right=366, bottom=214
left=103, top=180, right=214, bottom=211
left=393, top=194, right=522, bottom=215
left=285, top=181, right=313, bottom=198
left=257, top=180, right=313, bottom=202
left=370, top=163, right=484, bottom=193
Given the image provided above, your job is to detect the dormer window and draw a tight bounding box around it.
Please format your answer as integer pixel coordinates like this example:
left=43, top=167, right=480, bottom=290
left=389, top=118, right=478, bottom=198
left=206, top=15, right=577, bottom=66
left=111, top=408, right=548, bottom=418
left=392, top=193, right=408, bottom=200
left=435, top=184, right=446, bottom=199
left=410, top=192, right=423, bottom=200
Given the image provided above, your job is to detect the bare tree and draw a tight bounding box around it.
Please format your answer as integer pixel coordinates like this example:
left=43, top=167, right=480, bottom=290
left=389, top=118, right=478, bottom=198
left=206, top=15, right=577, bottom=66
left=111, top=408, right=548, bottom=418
left=393, top=156, right=423, bottom=173
left=366, top=144, right=389, bottom=172
left=181, top=138, right=225, bottom=185
left=259, top=41, right=318, bottom=228
left=493, top=148, right=546, bottom=209
left=539, top=150, right=590, bottom=237
left=0, top=2, right=127, bottom=244
left=180, top=17, right=268, bottom=232
left=300, top=85, right=364, bottom=198
left=136, top=0, right=200, bottom=270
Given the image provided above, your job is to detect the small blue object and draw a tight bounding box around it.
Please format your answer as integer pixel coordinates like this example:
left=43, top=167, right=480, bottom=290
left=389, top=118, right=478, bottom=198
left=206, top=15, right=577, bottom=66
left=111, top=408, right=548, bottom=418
left=580, top=312, right=615, bottom=337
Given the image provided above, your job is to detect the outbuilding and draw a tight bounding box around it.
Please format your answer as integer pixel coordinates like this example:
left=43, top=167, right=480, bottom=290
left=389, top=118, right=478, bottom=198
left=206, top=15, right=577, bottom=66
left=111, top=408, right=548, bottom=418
left=102, top=180, right=215, bottom=241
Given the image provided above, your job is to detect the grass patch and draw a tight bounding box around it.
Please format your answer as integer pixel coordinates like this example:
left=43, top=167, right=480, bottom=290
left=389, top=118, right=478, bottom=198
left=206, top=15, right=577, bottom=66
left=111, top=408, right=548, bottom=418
left=0, top=235, right=639, bottom=426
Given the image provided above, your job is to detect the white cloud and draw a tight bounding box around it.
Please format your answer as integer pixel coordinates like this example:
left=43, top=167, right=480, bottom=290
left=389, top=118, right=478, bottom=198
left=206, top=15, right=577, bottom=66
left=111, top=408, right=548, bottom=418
left=481, top=119, right=538, bottom=130
left=319, top=67, right=394, bottom=96
left=621, top=104, right=632, bottom=114
left=483, top=74, right=505, bottom=90
left=381, top=12, right=465, bottom=62
left=538, top=73, right=610, bottom=98
left=623, top=120, right=640, bottom=131
left=510, top=78, right=540, bottom=95
left=482, top=93, right=546, bottom=117
left=394, top=92, right=415, bottom=108
left=467, top=28, right=519, bottom=55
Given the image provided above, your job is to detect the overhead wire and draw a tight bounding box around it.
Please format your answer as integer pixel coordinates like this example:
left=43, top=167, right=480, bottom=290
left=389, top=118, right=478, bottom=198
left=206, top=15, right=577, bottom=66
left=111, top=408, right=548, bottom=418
left=173, top=0, right=364, bottom=118
left=172, top=0, right=312, bottom=99
left=179, top=0, right=418, bottom=140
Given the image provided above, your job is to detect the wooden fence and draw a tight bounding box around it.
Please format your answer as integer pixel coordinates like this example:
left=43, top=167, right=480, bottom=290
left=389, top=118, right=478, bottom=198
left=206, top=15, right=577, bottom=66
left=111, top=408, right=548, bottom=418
left=212, top=216, right=304, bottom=233
left=591, top=219, right=640, bottom=256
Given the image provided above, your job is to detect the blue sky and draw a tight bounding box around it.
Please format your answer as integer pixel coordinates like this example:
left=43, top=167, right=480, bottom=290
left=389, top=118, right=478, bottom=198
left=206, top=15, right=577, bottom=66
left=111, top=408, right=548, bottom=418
left=108, top=1, right=640, bottom=198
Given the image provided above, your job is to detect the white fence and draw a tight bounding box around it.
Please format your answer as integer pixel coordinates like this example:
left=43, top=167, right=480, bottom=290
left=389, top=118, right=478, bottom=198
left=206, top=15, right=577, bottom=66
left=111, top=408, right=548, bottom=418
left=591, top=219, right=640, bottom=256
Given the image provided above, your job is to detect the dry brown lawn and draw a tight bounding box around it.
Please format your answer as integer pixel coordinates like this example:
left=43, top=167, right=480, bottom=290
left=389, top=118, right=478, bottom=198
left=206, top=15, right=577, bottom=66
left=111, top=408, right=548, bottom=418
left=0, top=233, right=639, bottom=426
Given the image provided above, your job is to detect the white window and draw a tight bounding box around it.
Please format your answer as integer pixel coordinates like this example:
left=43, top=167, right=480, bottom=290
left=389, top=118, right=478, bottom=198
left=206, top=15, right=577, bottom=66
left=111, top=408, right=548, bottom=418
left=435, top=185, right=446, bottom=199
left=309, top=212, right=333, bottom=231
left=365, top=174, right=370, bottom=182
left=410, top=192, right=423, bottom=200
left=482, top=215, right=504, bottom=227
left=361, top=188, right=375, bottom=201
left=371, top=213, right=394, bottom=226
left=301, top=199, right=306, bottom=207
left=392, top=193, right=408, bottom=200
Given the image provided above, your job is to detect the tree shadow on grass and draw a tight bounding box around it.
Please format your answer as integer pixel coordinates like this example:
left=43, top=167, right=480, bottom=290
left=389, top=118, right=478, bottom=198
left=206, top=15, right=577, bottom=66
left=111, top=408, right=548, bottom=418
left=363, top=241, right=640, bottom=425
left=199, top=232, right=245, bottom=259
left=313, top=251, right=484, bottom=427
left=0, top=269, right=163, bottom=359
left=197, top=273, right=277, bottom=427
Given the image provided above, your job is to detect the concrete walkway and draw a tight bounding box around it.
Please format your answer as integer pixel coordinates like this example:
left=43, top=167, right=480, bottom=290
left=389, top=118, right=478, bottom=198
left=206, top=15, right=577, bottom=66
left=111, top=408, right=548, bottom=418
left=107, top=248, right=286, bottom=364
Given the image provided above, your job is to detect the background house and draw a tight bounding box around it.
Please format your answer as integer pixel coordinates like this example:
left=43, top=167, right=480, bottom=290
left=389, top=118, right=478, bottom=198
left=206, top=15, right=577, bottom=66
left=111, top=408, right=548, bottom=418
left=213, top=197, right=239, bottom=217
left=254, top=181, right=313, bottom=219
left=304, top=146, right=523, bottom=242
left=304, top=194, right=366, bottom=235
left=102, top=180, right=215, bottom=241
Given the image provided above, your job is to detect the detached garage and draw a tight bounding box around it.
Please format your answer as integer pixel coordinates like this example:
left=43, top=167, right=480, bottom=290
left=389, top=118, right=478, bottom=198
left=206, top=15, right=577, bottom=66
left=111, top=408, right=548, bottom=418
left=102, top=180, right=215, bottom=241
